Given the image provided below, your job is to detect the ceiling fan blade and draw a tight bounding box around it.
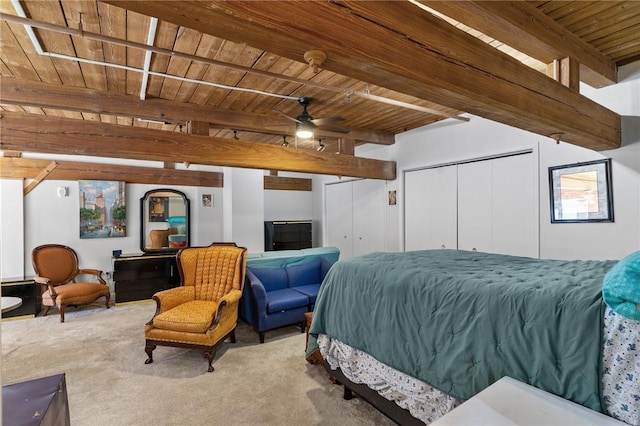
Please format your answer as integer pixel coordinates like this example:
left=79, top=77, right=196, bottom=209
left=317, top=125, right=350, bottom=134
left=311, top=116, right=345, bottom=126
left=273, top=109, right=301, bottom=123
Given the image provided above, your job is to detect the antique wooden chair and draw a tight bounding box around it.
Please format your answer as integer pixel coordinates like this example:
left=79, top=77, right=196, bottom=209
left=149, top=228, right=178, bottom=249
left=144, top=243, right=248, bottom=372
left=31, top=244, right=111, bottom=322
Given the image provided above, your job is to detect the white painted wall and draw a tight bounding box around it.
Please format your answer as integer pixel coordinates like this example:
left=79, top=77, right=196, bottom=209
left=21, top=179, right=221, bottom=282
left=192, top=186, right=225, bottom=247
left=230, top=168, right=264, bottom=253
left=311, top=175, right=329, bottom=248
left=1, top=179, right=24, bottom=280
left=0, top=158, right=251, bottom=286
left=263, top=171, right=314, bottom=223
left=355, top=61, right=640, bottom=261
left=264, top=190, right=313, bottom=221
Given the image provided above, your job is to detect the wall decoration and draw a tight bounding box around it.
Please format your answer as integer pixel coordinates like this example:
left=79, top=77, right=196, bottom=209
left=548, top=158, right=613, bottom=223
left=149, top=196, right=169, bottom=222
left=79, top=180, right=126, bottom=238
left=202, top=194, right=213, bottom=207
left=388, top=190, right=397, bottom=206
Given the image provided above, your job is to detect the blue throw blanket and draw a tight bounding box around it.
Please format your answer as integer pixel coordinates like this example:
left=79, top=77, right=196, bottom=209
left=603, top=250, right=640, bottom=320
left=309, top=250, right=617, bottom=412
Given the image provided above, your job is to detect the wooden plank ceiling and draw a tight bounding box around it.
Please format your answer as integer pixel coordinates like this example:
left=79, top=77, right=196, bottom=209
left=1, top=0, right=639, bottom=180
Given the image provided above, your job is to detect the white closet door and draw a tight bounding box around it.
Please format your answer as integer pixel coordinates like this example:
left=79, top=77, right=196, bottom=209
left=325, top=181, right=354, bottom=258
left=491, top=154, right=538, bottom=257
left=458, top=160, right=493, bottom=253
left=404, top=166, right=457, bottom=251
left=352, top=179, right=386, bottom=256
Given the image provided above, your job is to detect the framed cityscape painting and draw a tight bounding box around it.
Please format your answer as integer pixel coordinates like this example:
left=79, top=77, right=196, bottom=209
left=79, top=180, right=126, bottom=238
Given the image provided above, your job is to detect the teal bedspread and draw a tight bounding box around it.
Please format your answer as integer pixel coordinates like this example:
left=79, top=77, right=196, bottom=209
left=309, top=250, right=617, bottom=411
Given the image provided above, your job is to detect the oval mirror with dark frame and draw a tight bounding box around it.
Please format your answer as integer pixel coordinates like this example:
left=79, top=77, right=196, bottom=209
left=140, top=189, right=190, bottom=253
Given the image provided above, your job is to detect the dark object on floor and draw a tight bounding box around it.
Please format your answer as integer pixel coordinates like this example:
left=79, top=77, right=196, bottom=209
left=2, top=373, right=71, bottom=426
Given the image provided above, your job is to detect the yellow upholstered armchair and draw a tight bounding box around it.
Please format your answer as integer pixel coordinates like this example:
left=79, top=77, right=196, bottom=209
left=144, top=243, right=248, bottom=372
left=31, top=244, right=111, bottom=322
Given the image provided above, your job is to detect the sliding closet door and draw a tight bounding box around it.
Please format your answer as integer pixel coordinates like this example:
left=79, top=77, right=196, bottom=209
left=457, top=160, right=493, bottom=253
left=491, top=154, right=538, bottom=257
left=458, top=153, right=538, bottom=257
left=352, top=179, right=386, bottom=257
left=325, top=181, right=353, bottom=258
left=404, top=165, right=457, bottom=251
left=326, top=179, right=386, bottom=259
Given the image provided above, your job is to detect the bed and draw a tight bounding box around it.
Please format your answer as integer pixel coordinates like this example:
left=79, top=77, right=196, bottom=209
left=307, top=249, right=640, bottom=425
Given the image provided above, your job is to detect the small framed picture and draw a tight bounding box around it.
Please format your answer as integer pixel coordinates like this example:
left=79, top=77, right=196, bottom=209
left=548, top=158, right=613, bottom=223
left=149, top=196, right=169, bottom=222
left=388, top=190, right=397, bottom=206
left=202, top=194, right=213, bottom=207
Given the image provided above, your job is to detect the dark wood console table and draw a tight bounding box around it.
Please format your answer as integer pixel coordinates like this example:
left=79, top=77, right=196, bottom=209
left=113, top=253, right=180, bottom=304
left=1, top=278, right=38, bottom=319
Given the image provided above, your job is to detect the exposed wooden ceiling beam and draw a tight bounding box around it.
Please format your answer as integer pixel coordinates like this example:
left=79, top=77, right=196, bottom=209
left=1, top=157, right=224, bottom=187
left=0, top=112, right=396, bottom=180
left=264, top=175, right=312, bottom=191
left=421, top=1, right=617, bottom=88
left=0, top=77, right=395, bottom=146
left=101, top=1, right=620, bottom=151
left=23, top=160, right=57, bottom=195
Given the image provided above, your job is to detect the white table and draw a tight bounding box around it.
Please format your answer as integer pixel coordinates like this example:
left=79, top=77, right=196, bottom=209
left=431, top=376, right=625, bottom=426
left=1, top=296, right=22, bottom=313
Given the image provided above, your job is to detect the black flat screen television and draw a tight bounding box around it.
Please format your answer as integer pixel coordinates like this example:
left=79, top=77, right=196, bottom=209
left=264, top=221, right=312, bottom=251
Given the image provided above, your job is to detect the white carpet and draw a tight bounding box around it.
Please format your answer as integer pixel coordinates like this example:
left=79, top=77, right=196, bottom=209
left=1, top=302, right=394, bottom=426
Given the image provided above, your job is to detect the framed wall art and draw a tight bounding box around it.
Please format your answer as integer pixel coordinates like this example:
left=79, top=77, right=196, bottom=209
left=388, top=190, right=397, bottom=206
left=79, top=180, right=126, bottom=238
left=149, top=196, right=169, bottom=222
left=548, top=159, right=613, bottom=223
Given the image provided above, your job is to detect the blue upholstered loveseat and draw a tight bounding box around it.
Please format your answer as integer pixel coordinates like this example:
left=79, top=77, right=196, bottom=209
left=239, top=247, right=339, bottom=343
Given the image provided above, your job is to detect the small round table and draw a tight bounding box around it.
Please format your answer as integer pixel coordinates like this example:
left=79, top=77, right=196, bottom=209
left=1, top=296, right=22, bottom=313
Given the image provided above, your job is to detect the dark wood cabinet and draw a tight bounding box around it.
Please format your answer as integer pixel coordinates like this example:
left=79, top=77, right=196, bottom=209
left=113, top=254, right=180, bottom=303
left=264, top=220, right=312, bottom=251
left=1, top=279, right=38, bottom=319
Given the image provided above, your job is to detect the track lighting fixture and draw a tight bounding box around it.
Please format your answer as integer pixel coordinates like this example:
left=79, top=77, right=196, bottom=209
left=317, top=139, right=326, bottom=152
left=282, top=136, right=289, bottom=147
left=233, top=130, right=239, bottom=141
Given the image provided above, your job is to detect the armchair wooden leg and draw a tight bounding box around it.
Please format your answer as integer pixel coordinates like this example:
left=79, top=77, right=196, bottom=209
left=259, top=331, right=265, bottom=344
left=41, top=306, right=50, bottom=317
left=104, top=293, right=111, bottom=309
left=203, top=347, right=216, bottom=372
left=144, top=341, right=156, bottom=365
left=59, top=305, right=65, bottom=323
left=229, top=329, right=236, bottom=344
